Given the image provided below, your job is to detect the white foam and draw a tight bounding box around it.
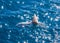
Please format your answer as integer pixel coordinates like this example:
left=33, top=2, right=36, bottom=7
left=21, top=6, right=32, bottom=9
left=10, top=1, right=13, bottom=3
left=50, top=17, right=53, bottom=21
left=18, top=41, right=20, bottom=43
left=49, top=23, right=51, bottom=26
left=22, top=25, right=25, bottom=27
left=21, top=16, right=24, bottom=20
left=42, top=40, right=45, bottom=43
left=46, top=26, right=49, bottom=28
left=8, top=34, right=10, bottom=39
left=40, top=3, right=44, bottom=6
left=5, top=23, right=8, bottom=26
left=56, top=5, right=60, bottom=9
left=47, top=16, right=50, bottom=18
left=29, top=34, right=35, bottom=38
left=0, top=25, right=2, bottom=28
left=17, top=1, right=20, bottom=4
left=54, top=18, right=59, bottom=21
left=45, top=13, right=48, bottom=16
left=9, top=30, right=11, bottom=33
left=17, top=15, right=20, bottom=18
left=1, top=6, right=4, bottom=9
left=36, top=11, right=39, bottom=14
left=48, top=36, right=51, bottom=40
left=35, top=37, right=38, bottom=42
left=22, top=1, right=25, bottom=4
left=35, top=31, right=39, bottom=35
left=24, top=14, right=27, bottom=16
left=38, top=36, right=41, bottom=38
left=56, top=16, right=60, bottom=19
left=54, top=4, right=60, bottom=9
left=24, top=41, right=27, bottom=43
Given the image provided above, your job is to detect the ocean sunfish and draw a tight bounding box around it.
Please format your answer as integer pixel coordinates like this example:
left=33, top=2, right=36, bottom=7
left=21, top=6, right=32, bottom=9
left=16, top=14, right=47, bottom=28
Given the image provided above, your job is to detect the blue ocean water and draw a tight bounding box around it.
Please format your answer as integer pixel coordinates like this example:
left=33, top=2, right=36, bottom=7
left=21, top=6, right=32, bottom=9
left=0, top=0, right=60, bottom=43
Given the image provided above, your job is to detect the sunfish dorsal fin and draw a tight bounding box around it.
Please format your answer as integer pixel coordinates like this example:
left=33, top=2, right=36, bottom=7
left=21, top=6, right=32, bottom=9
left=32, top=14, right=38, bottom=23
